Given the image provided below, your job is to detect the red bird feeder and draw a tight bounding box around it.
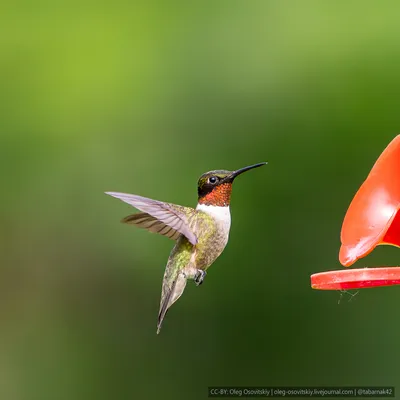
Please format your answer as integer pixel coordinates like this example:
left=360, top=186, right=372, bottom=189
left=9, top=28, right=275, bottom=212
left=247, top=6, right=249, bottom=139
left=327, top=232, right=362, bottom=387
left=311, top=135, right=400, bottom=290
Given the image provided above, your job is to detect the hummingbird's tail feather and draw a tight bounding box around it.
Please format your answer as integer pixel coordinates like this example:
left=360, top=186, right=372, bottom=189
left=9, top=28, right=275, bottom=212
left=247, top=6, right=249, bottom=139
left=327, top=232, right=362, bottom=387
left=157, top=280, right=176, bottom=335
left=157, top=271, right=187, bottom=334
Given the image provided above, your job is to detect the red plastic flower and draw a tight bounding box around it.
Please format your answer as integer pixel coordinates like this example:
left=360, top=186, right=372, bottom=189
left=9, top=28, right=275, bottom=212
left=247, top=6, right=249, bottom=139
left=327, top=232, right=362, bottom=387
left=339, top=135, right=400, bottom=267
left=311, top=135, right=400, bottom=290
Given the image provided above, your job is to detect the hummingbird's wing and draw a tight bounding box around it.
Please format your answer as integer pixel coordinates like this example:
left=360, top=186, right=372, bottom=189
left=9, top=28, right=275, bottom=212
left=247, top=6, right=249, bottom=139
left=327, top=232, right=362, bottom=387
left=121, top=213, right=182, bottom=241
left=105, top=192, right=198, bottom=245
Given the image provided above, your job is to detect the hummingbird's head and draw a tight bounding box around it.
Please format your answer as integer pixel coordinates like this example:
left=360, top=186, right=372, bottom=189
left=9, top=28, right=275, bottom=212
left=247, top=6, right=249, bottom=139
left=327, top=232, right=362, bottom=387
left=197, top=162, right=267, bottom=206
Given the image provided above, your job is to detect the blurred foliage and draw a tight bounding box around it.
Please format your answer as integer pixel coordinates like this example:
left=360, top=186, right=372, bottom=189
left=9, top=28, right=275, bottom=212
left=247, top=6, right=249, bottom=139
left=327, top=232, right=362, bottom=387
left=1, top=1, right=400, bottom=399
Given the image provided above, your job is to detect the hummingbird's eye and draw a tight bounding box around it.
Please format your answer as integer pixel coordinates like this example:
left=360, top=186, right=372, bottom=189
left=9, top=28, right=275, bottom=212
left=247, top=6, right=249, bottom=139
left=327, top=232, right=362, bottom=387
left=208, top=176, right=218, bottom=184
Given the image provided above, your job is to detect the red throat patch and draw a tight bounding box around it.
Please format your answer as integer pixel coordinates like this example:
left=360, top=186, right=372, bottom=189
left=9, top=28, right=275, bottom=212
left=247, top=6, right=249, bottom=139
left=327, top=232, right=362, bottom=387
left=198, top=183, right=232, bottom=206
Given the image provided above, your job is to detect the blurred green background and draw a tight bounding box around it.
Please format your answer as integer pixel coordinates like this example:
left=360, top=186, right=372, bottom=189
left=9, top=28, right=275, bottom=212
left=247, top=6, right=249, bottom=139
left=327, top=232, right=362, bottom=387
left=2, top=1, right=400, bottom=399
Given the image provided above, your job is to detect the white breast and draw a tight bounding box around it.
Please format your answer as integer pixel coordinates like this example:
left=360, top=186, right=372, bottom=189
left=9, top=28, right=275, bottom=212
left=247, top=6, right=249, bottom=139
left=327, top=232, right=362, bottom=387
left=196, top=203, right=231, bottom=233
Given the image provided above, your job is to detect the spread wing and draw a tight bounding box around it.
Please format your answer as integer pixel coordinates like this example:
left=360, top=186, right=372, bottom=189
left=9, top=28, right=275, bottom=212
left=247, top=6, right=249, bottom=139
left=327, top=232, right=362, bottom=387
left=121, top=213, right=182, bottom=241
left=105, top=192, right=198, bottom=245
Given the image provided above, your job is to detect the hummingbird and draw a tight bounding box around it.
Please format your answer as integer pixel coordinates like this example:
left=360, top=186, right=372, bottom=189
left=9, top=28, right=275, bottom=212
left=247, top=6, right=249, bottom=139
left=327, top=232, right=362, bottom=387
left=106, top=162, right=267, bottom=334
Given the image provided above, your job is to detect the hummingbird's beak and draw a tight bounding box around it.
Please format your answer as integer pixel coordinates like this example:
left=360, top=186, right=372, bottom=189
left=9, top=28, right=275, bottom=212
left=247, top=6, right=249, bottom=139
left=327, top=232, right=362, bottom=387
left=227, top=162, right=267, bottom=181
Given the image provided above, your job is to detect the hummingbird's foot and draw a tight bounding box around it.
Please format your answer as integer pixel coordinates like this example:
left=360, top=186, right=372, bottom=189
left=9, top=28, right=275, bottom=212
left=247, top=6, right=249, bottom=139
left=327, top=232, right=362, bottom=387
left=194, top=269, right=207, bottom=286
